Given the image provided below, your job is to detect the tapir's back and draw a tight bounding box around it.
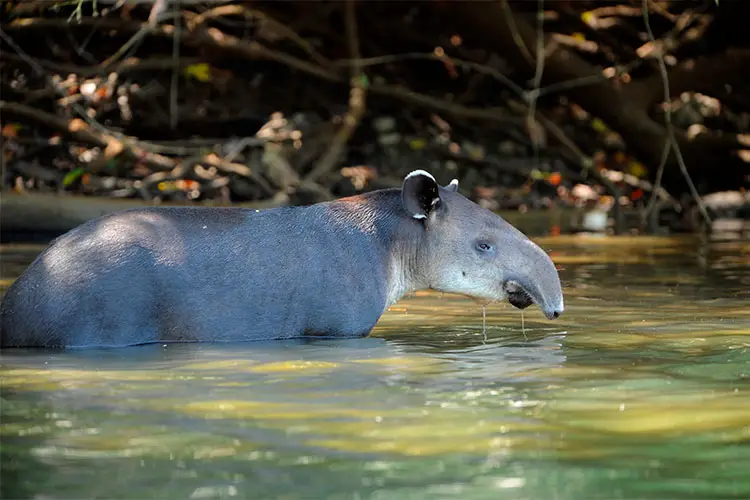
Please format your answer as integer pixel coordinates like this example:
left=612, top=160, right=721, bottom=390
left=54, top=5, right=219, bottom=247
left=0, top=202, right=392, bottom=348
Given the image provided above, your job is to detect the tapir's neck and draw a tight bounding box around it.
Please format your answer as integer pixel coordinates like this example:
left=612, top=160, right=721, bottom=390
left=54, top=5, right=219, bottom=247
left=325, top=189, right=426, bottom=309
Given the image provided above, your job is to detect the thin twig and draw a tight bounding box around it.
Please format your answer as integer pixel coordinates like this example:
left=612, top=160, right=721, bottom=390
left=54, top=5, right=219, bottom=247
left=98, top=10, right=182, bottom=69
left=501, top=0, right=535, bottom=67
left=641, top=139, right=671, bottom=228
left=536, top=61, right=640, bottom=97
left=187, top=5, right=334, bottom=71
left=307, top=0, right=367, bottom=182
left=169, top=0, right=180, bottom=130
left=65, top=29, right=97, bottom=64
left=2, top=52, right=200, bottom=78
left=527, top=0, right=547, bottom=164
left=642, top=2, right=712, bottom=226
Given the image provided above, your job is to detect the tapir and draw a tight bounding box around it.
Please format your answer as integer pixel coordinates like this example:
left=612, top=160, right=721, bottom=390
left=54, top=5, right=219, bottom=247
left=0, top=170, right=564, bottom=348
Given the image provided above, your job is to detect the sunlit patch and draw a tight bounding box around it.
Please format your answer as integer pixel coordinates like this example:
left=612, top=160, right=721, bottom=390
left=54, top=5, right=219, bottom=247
left=2, top=368, right=167, bottom=382
left=178, top=360, right=257, bottom=371
left=551, top=254, right=646, bottom=264
left=247, top=360, right=340, bottom=373
left=352, top=355, right=448, bottom=375
left=495, top=477, right=525, bottom=489
left=533, top=235, right=699, bottom=247
left=542, top=402, right=750, bottom=438
left=179, top=400, right=394, bottom=421
left=353, top=356, right=439, bottom=367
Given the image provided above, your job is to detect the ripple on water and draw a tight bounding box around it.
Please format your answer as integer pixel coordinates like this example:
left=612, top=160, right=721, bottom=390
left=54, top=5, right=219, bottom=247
left=1, top=235, right=750, bottom=499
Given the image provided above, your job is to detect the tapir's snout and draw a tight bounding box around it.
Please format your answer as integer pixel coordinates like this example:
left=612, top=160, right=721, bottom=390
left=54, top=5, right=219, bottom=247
left=545, top=308, right=562, bottom=320
left=502, top=238, right=564, bottom=320
left=504, top=276, right=564, bottom=319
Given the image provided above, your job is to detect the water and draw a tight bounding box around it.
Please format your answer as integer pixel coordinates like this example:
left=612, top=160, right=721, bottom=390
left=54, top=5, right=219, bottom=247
left=1, top=234, right=749, bottom=500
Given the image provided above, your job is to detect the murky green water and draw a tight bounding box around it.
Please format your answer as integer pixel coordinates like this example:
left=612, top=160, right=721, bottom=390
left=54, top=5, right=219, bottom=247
left=1, top=234, right=749, bottom=500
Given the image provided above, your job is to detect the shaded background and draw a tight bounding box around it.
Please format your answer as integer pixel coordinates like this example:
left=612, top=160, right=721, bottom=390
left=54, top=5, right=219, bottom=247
left=1, top=0, right=749, bottom=240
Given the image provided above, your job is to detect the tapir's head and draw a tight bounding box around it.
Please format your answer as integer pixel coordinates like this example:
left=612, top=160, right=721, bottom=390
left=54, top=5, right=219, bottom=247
left=401, top=170, right=564, bottom=320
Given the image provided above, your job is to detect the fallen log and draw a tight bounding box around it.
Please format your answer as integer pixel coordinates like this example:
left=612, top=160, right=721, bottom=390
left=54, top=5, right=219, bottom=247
left=0, top=190, right=590, bottom=242
left=0, top=190, right=289, bottom=240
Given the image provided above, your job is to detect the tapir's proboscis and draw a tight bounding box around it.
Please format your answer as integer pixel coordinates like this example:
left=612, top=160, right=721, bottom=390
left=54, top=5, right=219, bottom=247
left=0, top=170, right=564, bottom=348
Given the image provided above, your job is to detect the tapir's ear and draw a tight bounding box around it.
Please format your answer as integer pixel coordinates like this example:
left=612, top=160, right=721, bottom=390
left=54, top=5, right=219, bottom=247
left=402, top=170, right=441, bottom=220
left=445, top=179, right=459, bottom=192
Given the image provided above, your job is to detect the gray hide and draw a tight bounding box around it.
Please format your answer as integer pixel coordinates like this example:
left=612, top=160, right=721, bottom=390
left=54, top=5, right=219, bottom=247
left=0, top=170, right=563, bottom=348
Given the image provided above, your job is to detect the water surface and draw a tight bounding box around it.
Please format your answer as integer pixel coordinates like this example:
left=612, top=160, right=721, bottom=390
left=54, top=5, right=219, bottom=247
left=1, top=235, right=749, bottom=499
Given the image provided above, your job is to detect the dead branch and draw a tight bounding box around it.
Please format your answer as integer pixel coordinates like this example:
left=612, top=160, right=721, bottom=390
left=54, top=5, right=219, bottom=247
left=0, top=191, right=289, bottom=236
left=5, top=17, right=341, bottom=82
left=0, top=100, right=176, bottom=173
left=3, top=2, right=746, bottom=219
left=201, top=153, right=252, bottom=178
left=5, top=16, right=522, bottom=128
left=0, top=25, right=177, bottom=160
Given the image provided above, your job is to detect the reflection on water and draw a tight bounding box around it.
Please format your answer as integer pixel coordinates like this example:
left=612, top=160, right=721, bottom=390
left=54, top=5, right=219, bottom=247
left=1, top=235, right=749, bottom=499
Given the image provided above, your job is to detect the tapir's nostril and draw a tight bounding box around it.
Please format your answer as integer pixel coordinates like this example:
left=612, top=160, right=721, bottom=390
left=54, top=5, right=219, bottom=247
left=546, top=309, right=562, bottom=320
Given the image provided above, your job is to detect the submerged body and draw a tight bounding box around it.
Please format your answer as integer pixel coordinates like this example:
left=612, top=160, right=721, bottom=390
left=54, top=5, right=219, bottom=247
left=1, top=198, right=398, bottom=347
left=0, top=171, right=564, bottom=348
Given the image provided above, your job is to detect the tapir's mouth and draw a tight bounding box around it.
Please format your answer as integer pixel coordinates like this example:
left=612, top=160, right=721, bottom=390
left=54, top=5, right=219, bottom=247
left=507, top=289, right=533, bottom=310
left=503, top=279, right=563, bottom=320
left=503, top=280, right=534, bottom=310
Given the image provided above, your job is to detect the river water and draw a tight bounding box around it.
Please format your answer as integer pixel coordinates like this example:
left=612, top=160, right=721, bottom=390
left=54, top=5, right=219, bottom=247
left=1, top=234, right=749, bottom=499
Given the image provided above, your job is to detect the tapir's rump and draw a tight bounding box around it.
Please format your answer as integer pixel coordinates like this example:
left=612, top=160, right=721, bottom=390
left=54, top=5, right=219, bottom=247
left=0, top=170, right=563, bottom=348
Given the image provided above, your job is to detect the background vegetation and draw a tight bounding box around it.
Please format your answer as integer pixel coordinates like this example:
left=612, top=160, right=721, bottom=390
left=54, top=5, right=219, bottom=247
left=1, top=0, right=749, bottom=235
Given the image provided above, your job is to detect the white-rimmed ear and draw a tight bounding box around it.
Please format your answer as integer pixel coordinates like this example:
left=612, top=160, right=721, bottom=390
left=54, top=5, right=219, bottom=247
left=401, top=170, right=441, bottom=220
left=445, top=178, right=459, bottom=192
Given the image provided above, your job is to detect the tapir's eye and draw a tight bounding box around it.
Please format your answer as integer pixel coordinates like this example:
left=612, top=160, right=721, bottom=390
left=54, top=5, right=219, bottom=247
left=475, top=241, right=495, bottom=254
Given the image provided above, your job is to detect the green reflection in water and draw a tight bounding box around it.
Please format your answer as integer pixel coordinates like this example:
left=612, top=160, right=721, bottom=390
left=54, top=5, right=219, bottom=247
left=1, top=235, right=749, bottom=499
